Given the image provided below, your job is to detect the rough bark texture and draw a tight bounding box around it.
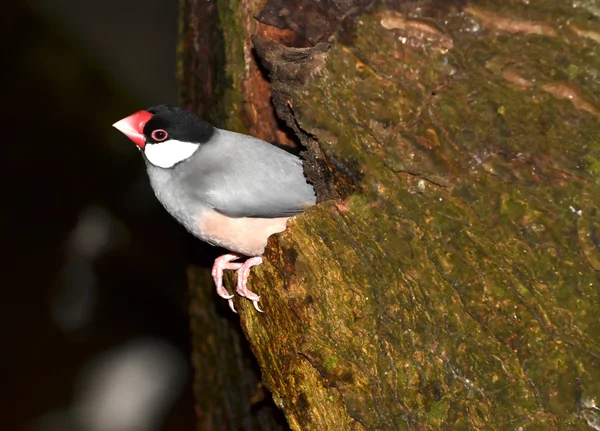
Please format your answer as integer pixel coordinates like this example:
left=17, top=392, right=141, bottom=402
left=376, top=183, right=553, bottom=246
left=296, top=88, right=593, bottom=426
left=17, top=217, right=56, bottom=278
left=187, top=268, right=288, bottom=430
left=181, top=0, right=600, bottom=429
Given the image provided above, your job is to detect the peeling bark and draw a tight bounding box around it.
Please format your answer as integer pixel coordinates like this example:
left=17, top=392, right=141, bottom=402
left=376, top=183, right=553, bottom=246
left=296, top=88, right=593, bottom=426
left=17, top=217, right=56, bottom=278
left=181, top=0, right=600, bottom=429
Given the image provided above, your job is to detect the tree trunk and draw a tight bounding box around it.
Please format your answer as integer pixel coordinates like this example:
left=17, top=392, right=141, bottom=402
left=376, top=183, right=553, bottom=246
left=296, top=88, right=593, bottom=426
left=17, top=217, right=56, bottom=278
left=180, top=0, right=600, bottom=429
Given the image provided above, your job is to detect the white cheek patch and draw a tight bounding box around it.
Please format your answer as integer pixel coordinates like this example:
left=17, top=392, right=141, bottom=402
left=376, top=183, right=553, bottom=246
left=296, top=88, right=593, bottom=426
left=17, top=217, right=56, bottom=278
left=144, top=139, right=199, bottom=168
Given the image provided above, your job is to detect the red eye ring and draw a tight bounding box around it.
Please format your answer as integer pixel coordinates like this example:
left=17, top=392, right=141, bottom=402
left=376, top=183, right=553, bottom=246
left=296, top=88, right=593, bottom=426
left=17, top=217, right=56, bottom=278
left=151, top=129, right=168, bottom=142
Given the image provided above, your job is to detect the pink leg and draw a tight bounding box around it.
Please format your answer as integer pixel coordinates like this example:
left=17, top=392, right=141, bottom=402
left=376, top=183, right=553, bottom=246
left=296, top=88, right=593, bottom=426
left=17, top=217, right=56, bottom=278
left=211, top=254, right=265, bottom=313
left=236, top=257, right=264, bottom=313
left=211, top=253, right=243, bottom=300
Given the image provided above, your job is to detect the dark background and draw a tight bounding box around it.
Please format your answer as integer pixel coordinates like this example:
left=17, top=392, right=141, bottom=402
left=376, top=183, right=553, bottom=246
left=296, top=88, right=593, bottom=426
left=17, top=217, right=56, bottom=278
left=4, top=0, right=200, bottom=429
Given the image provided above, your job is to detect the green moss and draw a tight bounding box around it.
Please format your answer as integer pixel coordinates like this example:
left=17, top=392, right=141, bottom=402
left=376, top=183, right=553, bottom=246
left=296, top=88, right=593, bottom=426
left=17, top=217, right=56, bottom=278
left=214, top=0, right=249, bottom=133
left=186, top=1, right=600, bottom=429
left=263, top=4, right=599, bottom=428
left=582, top=140, right=600, bottom=180
left=427, top=400, right=450, bottom=425
left=566, top=63, right=581, bottom=80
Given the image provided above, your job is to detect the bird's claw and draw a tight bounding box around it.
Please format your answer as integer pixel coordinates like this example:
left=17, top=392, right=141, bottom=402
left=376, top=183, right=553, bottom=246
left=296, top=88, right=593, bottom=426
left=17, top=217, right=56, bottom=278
left=253, top=299, right=264, bottom=313
left=212, top=253, right=243, bottom=301
left=237, top=287, right=260, bottom=301
left=235, top=256, right=263, bottom=299
left=212, top=254, right=265, bottom=313
left=216, top=287, right=234, bottom=300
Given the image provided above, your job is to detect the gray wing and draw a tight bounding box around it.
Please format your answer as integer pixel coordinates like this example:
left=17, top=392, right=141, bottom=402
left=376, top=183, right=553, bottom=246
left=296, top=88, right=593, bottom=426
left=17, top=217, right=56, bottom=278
left=183, top=129, right=316, bottom=218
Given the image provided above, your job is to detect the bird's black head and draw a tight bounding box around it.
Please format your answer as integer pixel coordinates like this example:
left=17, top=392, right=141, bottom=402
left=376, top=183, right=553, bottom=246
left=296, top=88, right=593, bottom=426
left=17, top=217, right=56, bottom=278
left=113, top=105, right=216, bottom=169
left=143, top=105, right=215, bottom=145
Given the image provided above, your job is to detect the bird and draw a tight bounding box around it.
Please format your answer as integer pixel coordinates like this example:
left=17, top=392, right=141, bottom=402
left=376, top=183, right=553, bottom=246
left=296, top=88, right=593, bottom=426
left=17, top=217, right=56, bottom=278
left=113, top=105, right=316, bottom=312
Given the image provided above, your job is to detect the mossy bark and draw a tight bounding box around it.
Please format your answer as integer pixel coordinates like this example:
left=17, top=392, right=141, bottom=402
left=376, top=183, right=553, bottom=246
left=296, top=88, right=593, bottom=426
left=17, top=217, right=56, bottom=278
left=180, top=0, right=600, bottom=429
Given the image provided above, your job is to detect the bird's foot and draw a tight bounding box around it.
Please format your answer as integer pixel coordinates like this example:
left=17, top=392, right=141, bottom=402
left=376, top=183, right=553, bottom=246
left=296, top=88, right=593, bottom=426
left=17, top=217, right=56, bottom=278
left=211, top=253, right=264, bottom=313
left=236, top=257, right=264, bottom=313
left=211, top=253, right=244, bottom=300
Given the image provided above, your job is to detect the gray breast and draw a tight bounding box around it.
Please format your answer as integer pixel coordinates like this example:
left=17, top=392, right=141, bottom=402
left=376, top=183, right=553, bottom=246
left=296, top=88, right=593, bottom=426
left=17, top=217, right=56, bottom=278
left=145, top=161, right=208, bottom=240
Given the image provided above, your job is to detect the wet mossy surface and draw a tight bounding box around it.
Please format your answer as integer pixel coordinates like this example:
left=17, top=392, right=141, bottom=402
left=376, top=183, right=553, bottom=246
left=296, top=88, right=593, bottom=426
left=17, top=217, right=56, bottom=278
left=185, top=0, right=600, bottom=429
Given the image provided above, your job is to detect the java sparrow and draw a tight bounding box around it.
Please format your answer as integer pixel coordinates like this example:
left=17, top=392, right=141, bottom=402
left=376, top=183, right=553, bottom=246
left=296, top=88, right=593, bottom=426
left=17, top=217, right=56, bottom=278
left=113, top=105, right=316, bottom=312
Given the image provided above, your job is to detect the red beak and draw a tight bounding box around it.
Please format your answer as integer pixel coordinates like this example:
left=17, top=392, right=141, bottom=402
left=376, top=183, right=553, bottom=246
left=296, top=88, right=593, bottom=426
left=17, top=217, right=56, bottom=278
left=112, top=110, right=153, bottom=149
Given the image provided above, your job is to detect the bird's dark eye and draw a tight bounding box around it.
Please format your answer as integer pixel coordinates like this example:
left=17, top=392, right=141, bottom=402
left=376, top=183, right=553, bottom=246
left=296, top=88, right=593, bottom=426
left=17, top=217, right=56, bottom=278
left=151, top=129, right=168, bottom=142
